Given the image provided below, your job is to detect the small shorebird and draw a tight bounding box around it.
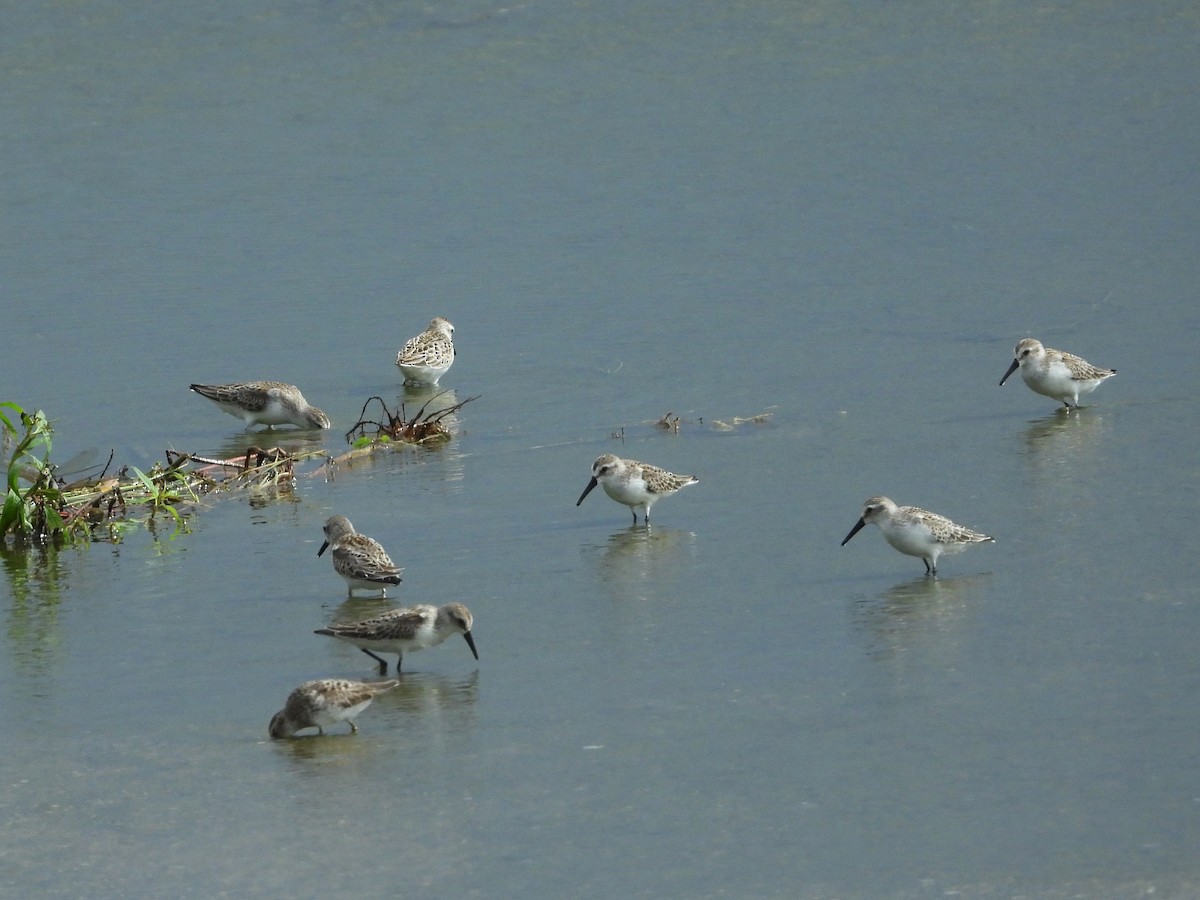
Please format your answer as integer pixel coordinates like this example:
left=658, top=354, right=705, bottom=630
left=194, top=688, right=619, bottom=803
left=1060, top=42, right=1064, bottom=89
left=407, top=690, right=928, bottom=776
left=841, top=496, right=994, bottom=576
left=268, top=678, right=399, bottom=738
left=999, top=338, right=1116, bottom=409
left=189, top=381, right=331, bottom=430
left=395, top=317, right=455, bottom=385
left=318, top=515, right=403, bottom=597
left=576, top=454, right=698, bottom=525
left=315, top=602, right=478, bottom=675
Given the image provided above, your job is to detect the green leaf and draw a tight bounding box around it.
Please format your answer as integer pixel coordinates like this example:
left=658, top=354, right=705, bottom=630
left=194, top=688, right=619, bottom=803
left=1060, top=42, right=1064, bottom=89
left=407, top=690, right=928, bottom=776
left=0, top=488, right=23, bottom=534
left=0, top=401, right=21, bottom=436
left=44, top=506, right=66, bottom=531
left=130, top=466, right=158, bottom=493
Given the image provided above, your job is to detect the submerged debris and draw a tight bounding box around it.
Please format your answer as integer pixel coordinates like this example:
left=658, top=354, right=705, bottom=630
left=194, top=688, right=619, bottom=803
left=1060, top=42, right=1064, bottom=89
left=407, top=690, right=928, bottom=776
left=707, top=412, right=775, bottom=431
left=168, top=445, right=302, bottom=489
left=344, top=392, right=479, bottom=447
left=639, top=409, right=776, bottom=433
left=608, top=409, right=776, bottom=443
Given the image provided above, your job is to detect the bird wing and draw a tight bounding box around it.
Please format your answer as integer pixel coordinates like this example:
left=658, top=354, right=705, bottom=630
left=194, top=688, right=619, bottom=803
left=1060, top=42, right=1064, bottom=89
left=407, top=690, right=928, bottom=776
left=641, top=464, right=696, bottom=494
left=914, top=508, right=991, bottom=543
left=328, top=607, right=430, bottom=640
left=398, top=333, right=451, bottom=366
left=1062, top=352, right=1115, bottom=381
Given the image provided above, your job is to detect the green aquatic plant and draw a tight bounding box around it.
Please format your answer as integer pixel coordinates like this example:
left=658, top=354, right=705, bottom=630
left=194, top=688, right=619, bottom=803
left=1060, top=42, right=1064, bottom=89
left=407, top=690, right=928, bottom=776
left=126, top=464, right=197, bottom=524
left=0, top=402, right=87, bottom=542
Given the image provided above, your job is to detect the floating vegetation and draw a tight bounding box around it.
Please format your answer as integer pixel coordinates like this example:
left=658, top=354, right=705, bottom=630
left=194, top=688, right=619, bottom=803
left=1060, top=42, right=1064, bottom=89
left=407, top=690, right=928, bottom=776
left=2, top=387, right=482, bottom=546
left=344, top=392, right=479, bottom=448
left=52, top=446, right=339, bottom=542
left=2, top=388, right=483, bottom=546
left=1, top=401, right=335, bottom=545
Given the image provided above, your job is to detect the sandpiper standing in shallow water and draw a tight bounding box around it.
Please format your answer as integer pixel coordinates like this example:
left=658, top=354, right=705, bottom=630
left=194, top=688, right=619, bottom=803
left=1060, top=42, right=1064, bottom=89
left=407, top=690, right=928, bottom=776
left=576, top=454, right=699, bottom=525
left=268, top=678, right=399, bottom=738
left=841, top=496, right=994, bottom=576
left=318, top=515, right=403, bottom=597
left=315, top=602, right=478, bottom=675
left=395, top=317, right=455, bottom=385
left=999, top=338, right=1116, bottom=410
left=189, top=381, right=331, bottom=430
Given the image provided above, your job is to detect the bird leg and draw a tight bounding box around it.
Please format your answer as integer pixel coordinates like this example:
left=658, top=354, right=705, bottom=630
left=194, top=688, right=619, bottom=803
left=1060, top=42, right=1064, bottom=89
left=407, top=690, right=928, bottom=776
left=359, top=647, right=390, bottom=674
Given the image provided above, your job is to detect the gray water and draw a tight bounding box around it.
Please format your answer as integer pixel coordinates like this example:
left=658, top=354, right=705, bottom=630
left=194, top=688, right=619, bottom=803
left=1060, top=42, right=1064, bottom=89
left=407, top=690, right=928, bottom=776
left=3, top=1, right=1199, bottom=897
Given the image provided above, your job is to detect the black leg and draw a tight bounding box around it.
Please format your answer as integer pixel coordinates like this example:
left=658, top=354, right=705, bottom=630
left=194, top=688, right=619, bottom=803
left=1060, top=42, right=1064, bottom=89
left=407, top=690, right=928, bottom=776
left=923, top=559, right=932, bottom=575
left=396, top=653, right=404, bottom=674
left=360, top=647, right=389, bottom=674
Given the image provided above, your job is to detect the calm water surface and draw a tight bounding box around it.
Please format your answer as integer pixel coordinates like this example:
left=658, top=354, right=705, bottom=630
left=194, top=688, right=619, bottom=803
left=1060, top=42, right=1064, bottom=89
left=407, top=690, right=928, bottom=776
left=3, top=1, right=1199, bottom=896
